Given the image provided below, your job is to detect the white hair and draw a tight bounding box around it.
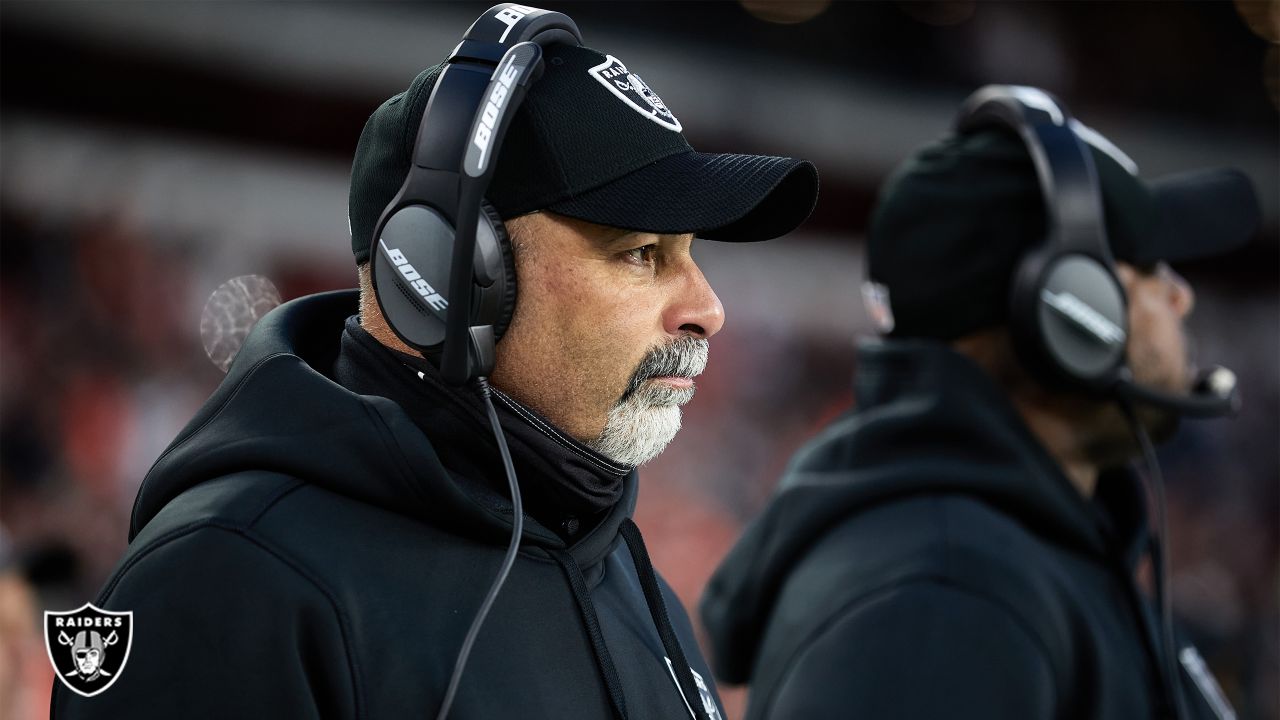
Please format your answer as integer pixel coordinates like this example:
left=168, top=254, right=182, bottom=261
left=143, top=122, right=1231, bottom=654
left=587, top=338, right=707, bottom=467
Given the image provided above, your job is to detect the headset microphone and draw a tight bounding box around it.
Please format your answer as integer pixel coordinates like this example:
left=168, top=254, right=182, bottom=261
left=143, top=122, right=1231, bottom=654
left=1115, top=366, right=1240, bottom=419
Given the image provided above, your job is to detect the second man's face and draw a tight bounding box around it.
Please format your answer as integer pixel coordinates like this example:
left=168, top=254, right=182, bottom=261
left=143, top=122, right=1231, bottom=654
left=1119, top=261, right=1196, bottom=395
left=491, top=212, right=724, bottom=464
left=1118, top=260, right=1197, bottom=440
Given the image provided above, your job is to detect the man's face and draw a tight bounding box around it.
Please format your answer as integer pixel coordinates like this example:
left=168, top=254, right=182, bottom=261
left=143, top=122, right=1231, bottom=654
left=1116, top=260, right=1197, bottom=439
left=491, top=212, right=724, bottom=464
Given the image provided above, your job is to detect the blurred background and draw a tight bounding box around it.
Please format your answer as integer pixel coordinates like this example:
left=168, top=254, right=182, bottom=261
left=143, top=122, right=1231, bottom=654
left=1, top=1, right=1276, bottom=717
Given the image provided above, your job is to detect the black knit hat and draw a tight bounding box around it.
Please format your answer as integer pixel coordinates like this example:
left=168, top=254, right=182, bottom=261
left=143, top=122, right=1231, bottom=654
left=866, top=128, right=1260, bottom=340
left=349, top=44, right=820, bottom=264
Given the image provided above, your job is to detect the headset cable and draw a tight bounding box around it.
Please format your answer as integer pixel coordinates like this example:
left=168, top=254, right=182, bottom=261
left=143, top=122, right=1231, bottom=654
left=1119, top=397, right=1188, bottom=720
left=435, top=376, right=523, bottom=720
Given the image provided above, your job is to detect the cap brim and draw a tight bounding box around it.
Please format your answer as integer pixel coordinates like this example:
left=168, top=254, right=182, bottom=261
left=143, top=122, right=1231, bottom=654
left=545, top=151, right=819, bottom=242
left=1141, top=168, right=1260, bottom=266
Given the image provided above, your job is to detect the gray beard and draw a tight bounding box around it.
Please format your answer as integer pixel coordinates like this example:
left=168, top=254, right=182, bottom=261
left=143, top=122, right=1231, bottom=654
left=586, top=337, right=707, bottom=467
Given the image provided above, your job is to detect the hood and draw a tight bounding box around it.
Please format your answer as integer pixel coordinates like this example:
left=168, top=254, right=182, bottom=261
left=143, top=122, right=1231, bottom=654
left=701, top=339, right=1147, bottom=683
left=130, top=290, right=634, bottom=566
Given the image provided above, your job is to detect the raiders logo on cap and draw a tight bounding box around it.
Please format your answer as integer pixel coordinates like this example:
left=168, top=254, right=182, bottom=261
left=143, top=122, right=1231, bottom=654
left=45, top=603, right=134, bottom=697
left=588, top=54, right=682, bottom=132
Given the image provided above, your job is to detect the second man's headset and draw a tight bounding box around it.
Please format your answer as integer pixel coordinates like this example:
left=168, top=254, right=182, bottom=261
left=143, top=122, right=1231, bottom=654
left=367, top=6, right=582, bottom=719
left=953, top=84, right=1239, bottom=418
left=953, top=85, right=1240, bottom=720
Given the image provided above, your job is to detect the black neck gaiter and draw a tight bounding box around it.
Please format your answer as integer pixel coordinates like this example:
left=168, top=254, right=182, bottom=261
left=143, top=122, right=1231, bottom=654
left=332, top=317, right=628, bottom=539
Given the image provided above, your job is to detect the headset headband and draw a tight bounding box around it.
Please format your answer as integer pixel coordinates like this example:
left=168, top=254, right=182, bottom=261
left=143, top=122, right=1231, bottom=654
left=443, top=6, right=581, bottom=384
left=439, top=39, right=545, bottom=384
left=951, top=84, right=1238, bottom=415
left=953, top=85, right=1129, bottom=389
left=457, top=4, right=581, bottom=55
left=376, top=4, right=583, bottom=385
left=955, top=86, right=1114, bottom=265
left=412, top=5, right=582, bottom=175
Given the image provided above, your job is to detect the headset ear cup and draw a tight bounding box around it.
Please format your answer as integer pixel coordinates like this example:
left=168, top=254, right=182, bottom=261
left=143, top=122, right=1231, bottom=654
left=1008, top=246, right=1057, bottom=382
left=478, top=200, right=518, bottom=342
left=1010, top=246, right=1128, bottom=390
left=371, top=204, right=456, bottom=353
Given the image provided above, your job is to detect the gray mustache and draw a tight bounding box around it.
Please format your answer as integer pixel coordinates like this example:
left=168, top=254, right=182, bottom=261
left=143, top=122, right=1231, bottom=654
left=620, top=337, right=709, bottom=401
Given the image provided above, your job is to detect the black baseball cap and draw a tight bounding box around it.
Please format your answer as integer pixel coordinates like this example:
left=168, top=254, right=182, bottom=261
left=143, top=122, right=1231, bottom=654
left=866, top=128, right=1260, bottom=340
left=349, top=44, right=819, bottom=264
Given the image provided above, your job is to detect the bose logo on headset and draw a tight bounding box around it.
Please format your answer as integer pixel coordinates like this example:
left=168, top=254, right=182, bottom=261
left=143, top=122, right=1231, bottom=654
left=495, top=4, right=537, bottom=42
left=379, top=239, right=449, bottom=312
left=1040, top=288, right=1126, bottom=346
left=471, top=57, right=523, bottom=170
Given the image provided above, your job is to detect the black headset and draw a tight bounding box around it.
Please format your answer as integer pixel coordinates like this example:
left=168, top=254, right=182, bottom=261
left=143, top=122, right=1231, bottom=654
left=953, top=84, right=1238, bottom=418
left=370, top=3, right=583, bottom=386
left=367, top=7, right=582, bottom=718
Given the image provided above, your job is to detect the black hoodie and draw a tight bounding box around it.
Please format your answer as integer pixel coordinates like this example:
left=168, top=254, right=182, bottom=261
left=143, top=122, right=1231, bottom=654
left=52, top=291, right=724, bottom=720
left=701, top=341, right=1236, bottom=720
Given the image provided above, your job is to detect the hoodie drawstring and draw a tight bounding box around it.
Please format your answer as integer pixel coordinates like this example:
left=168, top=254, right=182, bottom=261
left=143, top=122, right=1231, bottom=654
left=550, top=520, right=715, bottom=720
left=551, top=548, right=630, bottom=720
left=620, top=519, right=714, bottom=720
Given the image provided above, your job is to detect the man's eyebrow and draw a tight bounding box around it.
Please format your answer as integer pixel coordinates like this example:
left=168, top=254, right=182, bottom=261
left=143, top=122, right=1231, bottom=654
left=599, top=229, right=692, bottom=247
left=594, top=227, right=642, bottom=247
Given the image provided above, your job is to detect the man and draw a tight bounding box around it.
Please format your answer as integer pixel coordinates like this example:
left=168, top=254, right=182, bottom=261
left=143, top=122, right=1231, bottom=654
left=52, top=6, right=818, bottom=719
left=701, top=88, right=1256, bottom=719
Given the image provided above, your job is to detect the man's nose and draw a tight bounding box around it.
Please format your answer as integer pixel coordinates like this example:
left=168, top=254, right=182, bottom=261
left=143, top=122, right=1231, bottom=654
left=1162, top=263, right=1195, bottom=317
left=665, top=259, right=725, bottom=339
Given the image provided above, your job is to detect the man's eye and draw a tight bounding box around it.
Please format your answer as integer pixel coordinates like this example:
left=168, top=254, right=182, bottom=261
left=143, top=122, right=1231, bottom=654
left=624, top=245, right=657, bottom=264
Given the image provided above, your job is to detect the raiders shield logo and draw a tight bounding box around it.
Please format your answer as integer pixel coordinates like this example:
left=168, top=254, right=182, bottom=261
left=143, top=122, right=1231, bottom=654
left=45, top=603, right=133, bottom=697
left=587, top=55, right=682, bottom=132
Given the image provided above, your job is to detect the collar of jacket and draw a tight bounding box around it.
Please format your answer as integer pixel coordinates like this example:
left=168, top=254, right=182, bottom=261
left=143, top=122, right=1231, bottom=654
left=855, top=335, right=1146, bottom=556
left=132, top=291, right=636, bottom=570
left=701, top=337, right=1151, bottom=683
left=851, top=338, right=1149, bottom=561
left=334, top=315, right=630, bottom=544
